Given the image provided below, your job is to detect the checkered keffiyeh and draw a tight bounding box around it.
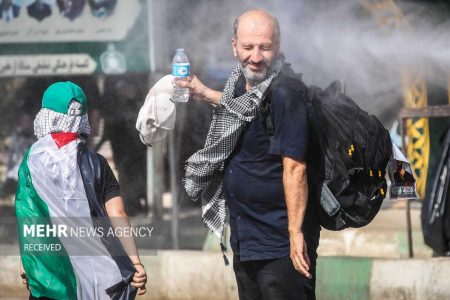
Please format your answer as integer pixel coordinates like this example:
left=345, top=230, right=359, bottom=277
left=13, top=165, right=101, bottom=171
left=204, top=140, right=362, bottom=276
left=183, top=57, right=283, bottom=237
left=34, top=101, right=90, bottom=139
left=33, top=100, right=90, bottom=207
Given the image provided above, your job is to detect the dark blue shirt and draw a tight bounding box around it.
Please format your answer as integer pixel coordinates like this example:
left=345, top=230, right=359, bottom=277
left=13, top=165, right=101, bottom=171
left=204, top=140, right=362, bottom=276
left=223, top=70, right=310, bottom=261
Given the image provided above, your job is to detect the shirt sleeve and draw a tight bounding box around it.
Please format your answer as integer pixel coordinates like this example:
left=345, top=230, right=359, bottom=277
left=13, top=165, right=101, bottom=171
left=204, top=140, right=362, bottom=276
left=268, top=82, right=309, bottom=161
left=97, top=154, right=121, bottom=203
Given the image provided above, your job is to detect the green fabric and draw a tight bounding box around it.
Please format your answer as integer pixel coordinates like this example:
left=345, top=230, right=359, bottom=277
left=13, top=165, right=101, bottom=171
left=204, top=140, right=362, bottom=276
left=15, top=149, right=78, bottom=300
left=42, top=81, right=88, bottom=114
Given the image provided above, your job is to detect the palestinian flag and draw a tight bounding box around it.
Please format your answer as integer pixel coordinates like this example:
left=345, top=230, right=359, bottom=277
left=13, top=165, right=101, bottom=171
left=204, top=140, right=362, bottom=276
left=15, top=82, right=136, bottom=300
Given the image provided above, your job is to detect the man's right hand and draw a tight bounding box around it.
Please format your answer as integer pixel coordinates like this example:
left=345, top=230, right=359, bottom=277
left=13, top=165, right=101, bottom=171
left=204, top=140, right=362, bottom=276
left=175, top=75, right=222, bottom=105
left=175, top=75, right=207, bottom=102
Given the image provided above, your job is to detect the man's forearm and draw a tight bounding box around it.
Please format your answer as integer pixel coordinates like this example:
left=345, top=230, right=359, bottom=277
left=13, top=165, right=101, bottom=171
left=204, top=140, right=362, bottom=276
left=284, top=158, right=312, bottom=277
left=282, top=157, right=308, bottom=234
left=201, top=87, right=222, bottom=105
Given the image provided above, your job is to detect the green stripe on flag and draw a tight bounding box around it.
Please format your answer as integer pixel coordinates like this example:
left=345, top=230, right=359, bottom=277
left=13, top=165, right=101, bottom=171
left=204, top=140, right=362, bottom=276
left=316, top=256, right=372, bottom=300
left=15, top=149, right=78, bottom=300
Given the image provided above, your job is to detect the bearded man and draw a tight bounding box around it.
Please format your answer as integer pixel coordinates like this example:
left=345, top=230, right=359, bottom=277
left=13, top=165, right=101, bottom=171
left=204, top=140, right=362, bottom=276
left=181, top=9, right=320, bottom=300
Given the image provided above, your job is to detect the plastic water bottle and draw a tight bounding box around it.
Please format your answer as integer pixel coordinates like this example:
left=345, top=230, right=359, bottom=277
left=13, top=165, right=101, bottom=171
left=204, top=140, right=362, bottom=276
left=172, top=48, right=190, bottom=102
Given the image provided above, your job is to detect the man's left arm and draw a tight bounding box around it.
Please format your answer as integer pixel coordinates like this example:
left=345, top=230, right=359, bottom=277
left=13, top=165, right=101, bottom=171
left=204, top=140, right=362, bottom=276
left=283, top=155, right=311, bottom=279
left=269, top=81, right=311, bottom=277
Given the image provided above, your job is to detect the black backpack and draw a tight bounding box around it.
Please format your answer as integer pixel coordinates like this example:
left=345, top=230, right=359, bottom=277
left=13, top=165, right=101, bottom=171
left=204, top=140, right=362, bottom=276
left=263, top=74, right=392, bottom=231
left=421, top=128, right=450, bottom=256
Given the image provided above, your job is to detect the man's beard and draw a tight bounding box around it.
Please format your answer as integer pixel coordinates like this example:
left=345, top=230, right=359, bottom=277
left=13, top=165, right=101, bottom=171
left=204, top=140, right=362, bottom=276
left=242, top=64, right=268, bottom=83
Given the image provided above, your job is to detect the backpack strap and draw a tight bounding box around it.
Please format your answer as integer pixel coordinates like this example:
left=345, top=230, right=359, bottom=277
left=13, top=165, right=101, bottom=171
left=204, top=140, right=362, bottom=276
left=260, top=91, right=275, bottom=136
left=260, top=72, right=303, bottom=137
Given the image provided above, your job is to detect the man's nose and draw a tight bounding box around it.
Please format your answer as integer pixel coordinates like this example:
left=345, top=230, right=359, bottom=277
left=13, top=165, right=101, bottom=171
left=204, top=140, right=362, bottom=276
left=250, top=48, right=263, bottom=63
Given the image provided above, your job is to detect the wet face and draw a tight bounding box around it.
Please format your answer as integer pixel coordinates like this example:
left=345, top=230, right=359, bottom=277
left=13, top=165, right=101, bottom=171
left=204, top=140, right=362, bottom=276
left=232, top=11, right=280, bottom=84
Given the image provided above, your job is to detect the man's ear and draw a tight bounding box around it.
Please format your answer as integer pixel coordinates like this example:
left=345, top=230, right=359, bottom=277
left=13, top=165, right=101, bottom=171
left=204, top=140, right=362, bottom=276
left=231, top=38, right=238, bottom=57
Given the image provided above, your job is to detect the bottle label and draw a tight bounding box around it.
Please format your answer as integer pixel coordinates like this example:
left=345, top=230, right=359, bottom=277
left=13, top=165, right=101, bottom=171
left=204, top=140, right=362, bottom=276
left=172, top=63, right=190, bottom=77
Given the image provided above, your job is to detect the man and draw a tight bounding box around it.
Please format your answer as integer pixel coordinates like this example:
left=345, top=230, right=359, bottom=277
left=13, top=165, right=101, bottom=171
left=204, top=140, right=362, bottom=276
left=96, top=75, right=148, bottom=215
left=88, top=0, right=117, bottom=18
left=16, top=81, right=147, bottom=299
left=27, top=0, right=52, bottom=22
left=57, top=0, right=85, bottom=21
left=182, top=9, right=320, bottom=300
left=0, top=0, right=20, bottom=22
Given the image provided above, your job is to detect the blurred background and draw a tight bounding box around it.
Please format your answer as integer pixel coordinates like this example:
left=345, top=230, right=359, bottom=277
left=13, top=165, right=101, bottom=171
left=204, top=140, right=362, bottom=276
left=0, top=0, right=449, bottom=299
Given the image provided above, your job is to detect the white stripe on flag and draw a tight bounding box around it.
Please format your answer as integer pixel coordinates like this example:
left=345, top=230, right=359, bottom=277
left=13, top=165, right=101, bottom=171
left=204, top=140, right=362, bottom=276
left=28, top=135, right=123, bottom=299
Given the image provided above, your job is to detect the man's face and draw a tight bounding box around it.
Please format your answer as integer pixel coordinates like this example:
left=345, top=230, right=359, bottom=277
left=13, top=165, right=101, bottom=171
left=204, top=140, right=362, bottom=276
left=232, top=16, right=279, bottom=83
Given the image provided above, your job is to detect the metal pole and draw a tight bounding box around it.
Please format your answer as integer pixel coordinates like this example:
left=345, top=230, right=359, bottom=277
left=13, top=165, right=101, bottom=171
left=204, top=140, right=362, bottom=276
left=145, top=0, right=156, bottom=216
left=147, top=0, right=156, bottom=74
left=168, top=131, right=179, bottom=249
left=406, top=199, right=414, bottom=258
left=400, top=117, right=414, bottom=258
left=146, top=147, right=153, bottom=217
